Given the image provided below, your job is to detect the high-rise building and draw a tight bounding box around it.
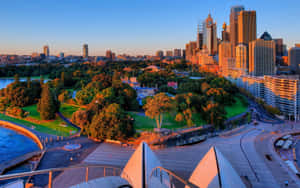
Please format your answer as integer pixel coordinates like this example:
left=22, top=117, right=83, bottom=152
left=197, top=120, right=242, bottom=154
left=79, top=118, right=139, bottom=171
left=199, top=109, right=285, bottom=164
left=221, top=23, right=230, bottom=42
left=174, top=49, right=181, bottom=57
left=182, top=50, right=186, bottom=59
left=230, top=6, right=244, bottom=48
left=249, top=38, right=276, bottom=76
left=197, top=23, right=203, bottom=49
left=202, top=14, right=217, bottom=55
left=43, top=45, right=49, bottom=57
left=219, top=42, right=234, bottom=76
left=238, top=10, right=257, bottom=45
left=59, top=52, right=64, bottom=59
left=83, top=44, right=88, bottom=58
left=236, top=44, right=248, bottom=74
left=106, top=50, right=113, bottom=60
left=155, top=50, right=164, bottom=58
left=288, top=44, right=300, bottom=72
left=185, top=41, right=197, bottom=62
left=166, top=50, right=173, bottom=57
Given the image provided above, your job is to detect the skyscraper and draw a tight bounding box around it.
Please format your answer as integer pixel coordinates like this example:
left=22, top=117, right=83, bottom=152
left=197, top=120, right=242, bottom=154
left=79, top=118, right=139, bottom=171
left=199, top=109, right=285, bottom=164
left=106, top=50, right=113, bottom=60
left=43, top=45, right=49, bottom=57
left=236, top=44, right=248, bottom=74
left=203, top=14, right=217, bottom=55
left=249, top=39, right=276, bottom=76
left=166, top=50, right=173, bottom=57
left=185, top=41, right=197, bottom=62
left=174, top=49, right=182, bottom=57
left=221, top=23, right=230, bottom=42
left=219, top=41, right=234, bottom=76
left=238, top=10, right=257, bottom=45
left=83, top=44, right=88, bottom=58
left=274, top=39, right=284, bottom=57
left=230, top=6, right=244, bottom=48
left=155, top=50, right=164, bottom=58
left=288, top=45, right=300, bottom=73
left=197, top=23, right=203, bottom=49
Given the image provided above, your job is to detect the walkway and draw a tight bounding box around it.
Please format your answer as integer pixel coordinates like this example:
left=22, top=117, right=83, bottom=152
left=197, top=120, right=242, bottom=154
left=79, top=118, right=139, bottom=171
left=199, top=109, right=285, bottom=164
left=52, top=123, right=296, bottom=188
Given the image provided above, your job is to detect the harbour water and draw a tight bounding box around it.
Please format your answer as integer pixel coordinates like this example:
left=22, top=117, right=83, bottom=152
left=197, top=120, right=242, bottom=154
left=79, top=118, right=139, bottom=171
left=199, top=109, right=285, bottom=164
left=0, top=126, right=39, bottom=164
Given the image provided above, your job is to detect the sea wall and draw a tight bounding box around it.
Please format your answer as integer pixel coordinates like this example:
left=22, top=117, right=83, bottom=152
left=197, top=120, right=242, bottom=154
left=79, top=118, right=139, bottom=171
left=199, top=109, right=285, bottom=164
left=0, top=120, right=43, bottom=150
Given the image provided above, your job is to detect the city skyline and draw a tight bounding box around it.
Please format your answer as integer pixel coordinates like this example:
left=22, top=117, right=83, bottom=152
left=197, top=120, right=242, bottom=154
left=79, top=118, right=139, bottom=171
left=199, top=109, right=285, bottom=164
left=0, top=0, right=299, bottom=56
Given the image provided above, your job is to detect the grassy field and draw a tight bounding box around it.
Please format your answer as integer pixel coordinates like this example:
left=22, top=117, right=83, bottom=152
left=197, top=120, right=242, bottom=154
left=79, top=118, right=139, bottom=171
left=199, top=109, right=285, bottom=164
left=130, top=95, right=248, bottom=130
left=225, top=96, right=248, bottom=118
left=8, top=103, right=80, bottom=136
left=129, top=112, right=206, bottom=131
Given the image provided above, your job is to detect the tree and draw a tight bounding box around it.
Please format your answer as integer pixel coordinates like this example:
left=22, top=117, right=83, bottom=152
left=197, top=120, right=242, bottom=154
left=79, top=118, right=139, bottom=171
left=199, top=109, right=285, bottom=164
left=143, top=93, right=173, bottom=129
left=37, top=84, right=60, bottom=120
left=58, top=90, right=72, bottom=103
left=203, top=101, right=226, bottom=129
left=87, top=103, right=135, bottom=140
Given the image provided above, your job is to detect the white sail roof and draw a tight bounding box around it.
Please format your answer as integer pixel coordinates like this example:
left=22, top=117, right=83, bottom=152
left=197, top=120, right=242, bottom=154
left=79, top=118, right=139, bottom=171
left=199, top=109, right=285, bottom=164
left=189, top=147, right=246, bottom=188
left=121, top=142, right=164, bottom=188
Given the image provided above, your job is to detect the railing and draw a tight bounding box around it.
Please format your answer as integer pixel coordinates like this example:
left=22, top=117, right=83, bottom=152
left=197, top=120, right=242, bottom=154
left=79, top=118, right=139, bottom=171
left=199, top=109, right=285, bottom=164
left=0, top=164, right=121, bottom=188
left=149, top=166, right=198, bottom=188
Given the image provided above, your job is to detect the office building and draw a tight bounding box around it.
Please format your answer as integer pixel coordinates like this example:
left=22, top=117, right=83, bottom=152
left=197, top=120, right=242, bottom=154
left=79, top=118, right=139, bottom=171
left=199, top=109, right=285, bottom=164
left=230, top=6, right=245, bottom=48
left=166, top=50, right=173, bottom=57
left=43, top=45, right=49, bottom=57
left=249, top=38, right=275, bottom=76
left=221, top=23, right=230, bottom=42
left=236, top=44, right=248, bottom=74
left=106, top=50, right=113, bottom=60
left=288, top=44, right=300, bottom=72
left=197, top=23, right=203, bottom=49
left=238, top=10, right=257, bottom=45
left=174, top=49, right=181, bottom=57
left=203, top=14, right=217, bottom=55
left=274, top=39, right=284, bottom=57
left=185, top=41, right=197, bottom=62
left=264, top=75, right=300, bottom=120
left=155, top=50, right=164, bottom=58
left=219, top=41, right=234, bottom=72
left=83, top=44, right=88, bottom=58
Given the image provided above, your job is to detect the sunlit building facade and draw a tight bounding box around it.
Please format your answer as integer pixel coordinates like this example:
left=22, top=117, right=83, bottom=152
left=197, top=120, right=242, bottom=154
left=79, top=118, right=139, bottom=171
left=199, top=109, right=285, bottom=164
left=230, top=6, right=244, bottom=48
left=43, top=45, right=49, bottom=57
left=236, top=44, right=248, bottom=75
left=249, top=39, right=276, bottom=76
left=264, top=75, right=300, bottom=120
left=238, top=10, right=256, bottom=45
left=288, top=45, right=300, bottom=73
left=83, top=44, right=88, bottom=58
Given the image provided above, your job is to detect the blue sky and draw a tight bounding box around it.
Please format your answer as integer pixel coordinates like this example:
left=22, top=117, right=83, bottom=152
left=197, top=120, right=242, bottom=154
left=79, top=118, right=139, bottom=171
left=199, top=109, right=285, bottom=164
left=0, top=0, right=299, bottom=56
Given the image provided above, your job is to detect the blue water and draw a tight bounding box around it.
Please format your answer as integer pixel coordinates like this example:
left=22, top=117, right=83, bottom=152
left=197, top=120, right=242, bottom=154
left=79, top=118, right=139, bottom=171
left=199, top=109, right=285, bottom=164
left=0, top=127, right=39, bottom=164
left=0, top=78, right=49, bottom=90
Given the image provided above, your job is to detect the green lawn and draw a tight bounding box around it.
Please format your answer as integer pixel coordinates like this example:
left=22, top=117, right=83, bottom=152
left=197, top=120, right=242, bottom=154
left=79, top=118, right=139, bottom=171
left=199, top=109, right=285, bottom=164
left=130, top=96, right=248, bottom=131
left=129, top=112, right=206, bottom=131
left=225, top=96, right=248, bottom=118
left=11, top=104, right=79, bottom=136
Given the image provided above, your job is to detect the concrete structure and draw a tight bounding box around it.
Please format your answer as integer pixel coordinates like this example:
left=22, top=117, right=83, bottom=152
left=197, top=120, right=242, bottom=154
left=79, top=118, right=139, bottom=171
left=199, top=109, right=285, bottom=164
left=156, top=50, right=164, bottom=58
left=173, top=49, right=181, bottom=57
left=274, top=39, right=284, bottom=57
left=264, top=75, right=300, bottom=120
left=230, top=6, right=245, bottom=48
left=166, top=50, right=173, bottom=57
left=288, top=45, right=300, bottom=73
left=189, top=147, right=246, bottom=188
left=236, top=43, right=248, bottom=74
left=219, top=41, right=234, bottom=76
left=238, top=10, right=256, bottom=45
left=221, top=23, right=230, bottom=42
left=43, top=45, right=49, bottom=57
left=203, top=14, right=217, bottom=55
left=185, top=41, right=197, bottom=62
left=83, top=44, right=88, bottom=58
left=249, top=39, right=276, bottom=76
left=197, top=23, right=203, bottom=50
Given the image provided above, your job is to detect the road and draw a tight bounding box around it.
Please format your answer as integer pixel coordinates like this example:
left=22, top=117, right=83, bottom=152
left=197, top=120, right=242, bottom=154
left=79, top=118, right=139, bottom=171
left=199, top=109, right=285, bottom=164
left=49, top=121, right=300, bottom=188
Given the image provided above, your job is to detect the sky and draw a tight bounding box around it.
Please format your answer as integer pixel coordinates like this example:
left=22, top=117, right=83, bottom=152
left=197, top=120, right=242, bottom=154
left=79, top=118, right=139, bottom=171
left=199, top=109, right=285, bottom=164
left=0, top=0, right=299, bottom=56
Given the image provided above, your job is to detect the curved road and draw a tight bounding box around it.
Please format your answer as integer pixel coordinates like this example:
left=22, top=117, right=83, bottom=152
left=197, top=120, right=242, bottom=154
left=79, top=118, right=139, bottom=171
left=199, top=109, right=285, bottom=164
left=49, top=122, right=300, bottom=188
